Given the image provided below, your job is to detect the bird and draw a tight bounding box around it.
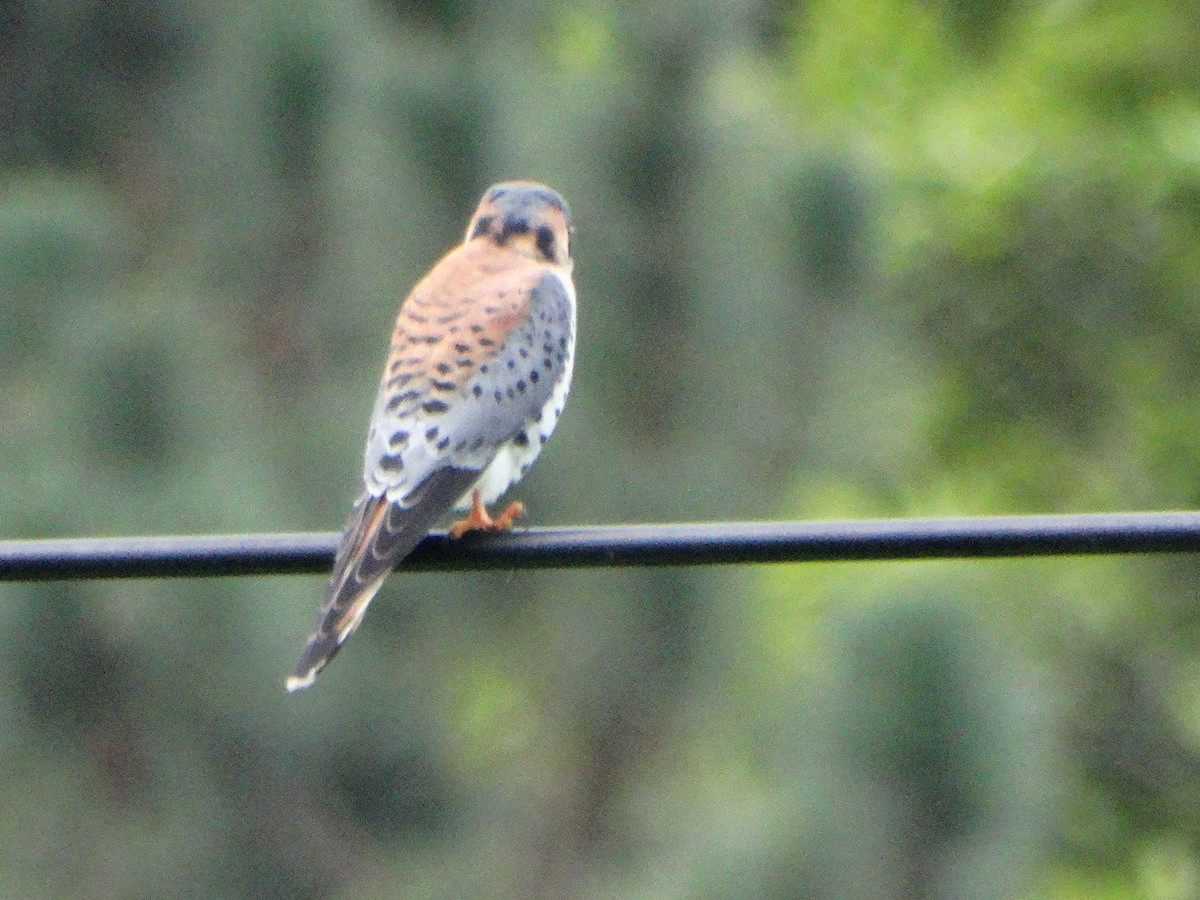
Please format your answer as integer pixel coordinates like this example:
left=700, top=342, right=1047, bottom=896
left=286, top=181, right=576, bottom=692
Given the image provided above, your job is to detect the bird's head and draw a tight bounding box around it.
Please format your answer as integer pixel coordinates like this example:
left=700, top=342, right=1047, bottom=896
left=465, top=181, right=573, bottom=268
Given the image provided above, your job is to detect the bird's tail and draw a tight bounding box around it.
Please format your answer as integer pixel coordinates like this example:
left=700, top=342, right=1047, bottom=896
left=286, top=468, right=481, bottom=692
left=287, top=494, right=423, bottom=692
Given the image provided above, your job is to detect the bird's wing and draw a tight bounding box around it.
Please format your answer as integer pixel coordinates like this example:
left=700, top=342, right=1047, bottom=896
left=363, top=249, right=575, bottom=502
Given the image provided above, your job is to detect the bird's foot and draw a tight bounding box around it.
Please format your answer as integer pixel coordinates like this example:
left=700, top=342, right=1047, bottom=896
left=448, top=489, right=525, bottom=538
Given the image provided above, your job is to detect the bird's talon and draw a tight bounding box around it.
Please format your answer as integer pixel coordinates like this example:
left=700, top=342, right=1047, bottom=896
left=492, top=501, right=525, bottom=531
left=449, top=491, right=524, bottom=538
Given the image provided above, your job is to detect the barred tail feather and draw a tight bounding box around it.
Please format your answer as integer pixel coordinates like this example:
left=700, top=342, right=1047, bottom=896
left=286, top=572, right=390, bottom=692
left=286, top=468, right=481, bottom=692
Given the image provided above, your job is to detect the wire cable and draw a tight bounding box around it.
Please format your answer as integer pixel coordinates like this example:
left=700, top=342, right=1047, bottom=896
left=2, top=511, right=1199, bottom=581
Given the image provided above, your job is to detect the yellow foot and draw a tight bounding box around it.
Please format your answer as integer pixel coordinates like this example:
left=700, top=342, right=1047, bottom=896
left=448, top=489, right=525, bottom=538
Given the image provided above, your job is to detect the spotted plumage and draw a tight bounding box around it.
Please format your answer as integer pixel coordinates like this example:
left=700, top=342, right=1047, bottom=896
left=287, top=181, right=575, bottom=691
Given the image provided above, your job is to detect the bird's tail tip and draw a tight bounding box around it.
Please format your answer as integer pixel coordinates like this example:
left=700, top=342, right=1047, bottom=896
left=285, top=671, right=318, bottom=693
left=285, top=632, right=342, bottom=694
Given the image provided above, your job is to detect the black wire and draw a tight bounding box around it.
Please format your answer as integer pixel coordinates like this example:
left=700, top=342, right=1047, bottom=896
left=2, top=511, right=1200, bottom=582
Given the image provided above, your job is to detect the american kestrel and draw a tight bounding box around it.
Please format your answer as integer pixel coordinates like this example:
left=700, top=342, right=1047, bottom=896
left=287, top=181, right=575, bottom=691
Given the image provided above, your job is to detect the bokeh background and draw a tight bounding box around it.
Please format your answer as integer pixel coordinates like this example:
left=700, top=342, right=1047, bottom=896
left=2, top=1, right=1200, bottom=897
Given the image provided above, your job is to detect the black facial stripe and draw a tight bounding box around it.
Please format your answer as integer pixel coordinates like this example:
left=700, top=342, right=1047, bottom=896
left=535, top=225, right=555, bottom=260
left=469, top=215, right=494, bottom=239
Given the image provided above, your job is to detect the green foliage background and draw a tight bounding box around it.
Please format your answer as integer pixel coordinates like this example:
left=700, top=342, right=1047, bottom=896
left=2, top=1, right=1200, bottom=896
